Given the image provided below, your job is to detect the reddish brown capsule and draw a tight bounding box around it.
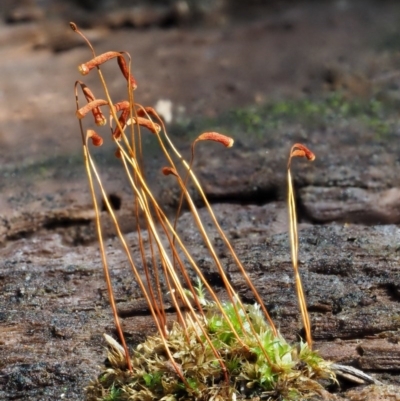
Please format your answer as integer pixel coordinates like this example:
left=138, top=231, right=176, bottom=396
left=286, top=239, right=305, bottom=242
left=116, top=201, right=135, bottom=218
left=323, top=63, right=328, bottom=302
left=136, top=107, right=159, bottom=119
left=195, top=132, right=234, bottom=148
left=87, top=129, right=103, bottom=146
left=80, top=84, right=95, bottom=102
left=291, top=143, right=315, bottom=161
left=70, top=22, right=78, bottom=32
left=113, top=101, right=130, bottom=113
left=77, top=82, right=107, bottom=126
left=78, top=51, right=121, bottom=75
left=76, top=99, right=108, bottom=119
left=93, top=110, right=107, bottom=126
left=134, top=117, right=161, bottom=134
left=117, top=55, right=137, bottom=90
left=288, top=143, right=315, bottom=169
left=289, top=144, right=315, bottom=161
left=162, top=167, right=178, bottom=177
left=112, top=109, right=130, bottom=140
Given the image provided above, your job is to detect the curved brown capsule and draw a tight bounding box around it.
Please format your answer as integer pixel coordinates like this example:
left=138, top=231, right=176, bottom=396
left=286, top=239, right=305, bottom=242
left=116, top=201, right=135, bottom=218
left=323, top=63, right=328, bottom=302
left=195, top=132, right=234, bottom=148
left=78, top=51, right=121, bottom=75
left=76, top=99, right=108, bottom=119
left=87, top=129, right=103, bottom=146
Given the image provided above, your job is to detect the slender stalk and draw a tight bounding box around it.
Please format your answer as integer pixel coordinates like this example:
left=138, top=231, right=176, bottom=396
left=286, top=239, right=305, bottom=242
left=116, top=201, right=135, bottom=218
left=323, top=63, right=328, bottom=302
left=74, top=82, right=132, bottom=371
left=86, top=150, right=190, bottom=384
left=287, top=144, right=315, bottom=348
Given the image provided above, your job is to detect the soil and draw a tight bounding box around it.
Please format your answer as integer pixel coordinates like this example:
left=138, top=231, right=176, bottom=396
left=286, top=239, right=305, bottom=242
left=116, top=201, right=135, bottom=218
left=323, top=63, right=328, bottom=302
left=1, top=1, right=400, bottom=400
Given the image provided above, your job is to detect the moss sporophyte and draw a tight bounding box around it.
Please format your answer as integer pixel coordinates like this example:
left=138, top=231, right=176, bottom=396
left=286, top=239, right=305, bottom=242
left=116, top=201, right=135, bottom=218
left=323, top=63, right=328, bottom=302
left=71, top=22, right=338, bottom=401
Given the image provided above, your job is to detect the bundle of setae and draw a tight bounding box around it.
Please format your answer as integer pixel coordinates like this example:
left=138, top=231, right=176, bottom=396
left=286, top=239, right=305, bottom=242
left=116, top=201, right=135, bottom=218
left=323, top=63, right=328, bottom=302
left=71, top=22, right=336, bottom=401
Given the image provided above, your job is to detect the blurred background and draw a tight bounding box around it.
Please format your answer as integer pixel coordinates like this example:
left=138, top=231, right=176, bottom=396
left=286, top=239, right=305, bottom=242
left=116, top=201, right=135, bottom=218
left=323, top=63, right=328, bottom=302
left=1, top=0, right=313, bottom=27
left=1, top=0, right=400, bottom=235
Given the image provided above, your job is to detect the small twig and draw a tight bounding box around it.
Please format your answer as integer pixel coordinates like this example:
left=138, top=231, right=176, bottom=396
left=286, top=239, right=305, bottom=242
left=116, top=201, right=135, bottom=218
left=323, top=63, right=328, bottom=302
left=331, top=363, right=383, bottom=385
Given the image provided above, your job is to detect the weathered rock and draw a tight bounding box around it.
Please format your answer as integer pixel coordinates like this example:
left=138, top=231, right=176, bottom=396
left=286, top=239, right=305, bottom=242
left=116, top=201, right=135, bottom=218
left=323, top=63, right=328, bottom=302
left=1, top=207, right=400, bottom=400
left=345, top=384, right=400, bottom=401
left=300, top=186, right=400, bottom=224
left=357, top=339, right=400, bottom=371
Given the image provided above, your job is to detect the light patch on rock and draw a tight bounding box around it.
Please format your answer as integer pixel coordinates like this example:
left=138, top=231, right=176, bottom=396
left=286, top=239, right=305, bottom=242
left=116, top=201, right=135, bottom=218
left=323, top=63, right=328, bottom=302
left=154, top=99, right=173, bottom=124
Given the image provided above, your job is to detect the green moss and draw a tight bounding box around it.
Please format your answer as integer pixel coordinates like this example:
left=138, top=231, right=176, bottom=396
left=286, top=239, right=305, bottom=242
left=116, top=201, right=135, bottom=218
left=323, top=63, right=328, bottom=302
left=173, top=92, right=399, bottom=142
left=86, top=297, right=335, bottom=401
left=101, top=384, right=122, bottom=401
